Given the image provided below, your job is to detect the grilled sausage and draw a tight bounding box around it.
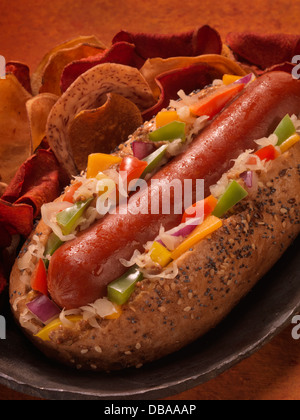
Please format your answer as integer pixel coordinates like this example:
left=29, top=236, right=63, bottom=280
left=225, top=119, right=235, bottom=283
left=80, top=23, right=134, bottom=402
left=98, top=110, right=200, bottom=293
left=47, top=72, right=300, bottom=309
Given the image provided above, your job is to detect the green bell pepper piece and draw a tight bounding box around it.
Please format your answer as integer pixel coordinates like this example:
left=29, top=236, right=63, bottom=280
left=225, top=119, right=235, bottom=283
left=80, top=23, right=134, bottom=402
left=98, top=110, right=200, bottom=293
left=141, top=144, right=168, bottom=178
left=212, top=180, right=248, bottom=218
left=43, top=232, right=63, bottom=268
left=45, top=232, right=63, bottom=257
left=56, top=197, right=93, bottom=236
left=274, top=114, right=296, bottom=146
left=149, top=121, right=186, bottom=143
left=107, top=265, right=144, bottom=305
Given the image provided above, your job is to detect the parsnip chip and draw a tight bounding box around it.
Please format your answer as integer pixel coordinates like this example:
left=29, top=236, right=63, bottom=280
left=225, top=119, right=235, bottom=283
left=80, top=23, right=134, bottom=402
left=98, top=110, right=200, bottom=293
left=68, top=92, right=143, bottom=172
left=26, top=93, right=59, bottom=151
left=0, top=74, right=32, bottom=185
left=140, top=54, right=247, bottom=100
left=31, top=35, right=107, bottom=95
left=46, top=63, right=155, bottom=177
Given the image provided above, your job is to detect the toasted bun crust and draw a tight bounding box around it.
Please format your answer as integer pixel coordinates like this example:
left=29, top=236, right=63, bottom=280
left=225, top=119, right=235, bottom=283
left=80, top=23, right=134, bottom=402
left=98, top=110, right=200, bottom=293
left=9, top=143, right=300, bottom=371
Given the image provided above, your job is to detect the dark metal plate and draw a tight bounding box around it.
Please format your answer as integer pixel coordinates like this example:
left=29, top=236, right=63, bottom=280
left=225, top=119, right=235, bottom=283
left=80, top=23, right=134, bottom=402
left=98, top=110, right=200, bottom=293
left=0, top=236, right=299, bottom=400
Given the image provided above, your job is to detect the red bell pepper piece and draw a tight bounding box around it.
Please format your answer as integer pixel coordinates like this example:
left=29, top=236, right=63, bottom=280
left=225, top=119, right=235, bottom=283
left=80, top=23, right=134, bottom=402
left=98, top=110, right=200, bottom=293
left=63, top=182, right=82, bottom=203
left=255, top=145, right=280, bottom=162
left=190, top=83, right=245, bottom=119
left=181, top=195, right=218, bottom=223
left=119, top=156, right=148, bottom=188
left=31, top=258, right=48, bottom=296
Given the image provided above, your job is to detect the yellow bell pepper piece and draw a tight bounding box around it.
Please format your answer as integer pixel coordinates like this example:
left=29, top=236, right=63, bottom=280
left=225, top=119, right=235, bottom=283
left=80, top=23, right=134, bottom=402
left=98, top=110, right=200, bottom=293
left=104, top=304, right=122, bottom=319
left=171, top=215, right=223, bottom=260
left=279, top=133, right=300, bottom=153
left=156, top=110, right=179, bottom=128
left=222, top=74, right=243, bottom=85
left=86, top=153, right=122, bottom=179
left=35, top=315, right=83, bottom=342
left=95, top=172, right=107, bottom=181
left=149, top=241, right=173, bottom=267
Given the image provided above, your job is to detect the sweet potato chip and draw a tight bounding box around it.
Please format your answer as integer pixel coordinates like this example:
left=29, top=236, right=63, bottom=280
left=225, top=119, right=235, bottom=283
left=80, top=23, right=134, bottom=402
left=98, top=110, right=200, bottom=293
left=60, top=42, right=141, bottom=93
left=31, top=35, right=107, bottom=95
left=26, top=93, right=59, bottom=151
left=39, top=43, right=106, bottom=96
left=226, top=32, right=300, bottom=70
left=68, top=92, right=143, bottom=172
left=6, top=61, right=32, bottom=94
left=0, top=74, right=32, bottom=185
left=140, top=54, right=247, bottom=100
left=112, top=25, right=222, bottom=60
left=46, top=63, right=155, bottom=177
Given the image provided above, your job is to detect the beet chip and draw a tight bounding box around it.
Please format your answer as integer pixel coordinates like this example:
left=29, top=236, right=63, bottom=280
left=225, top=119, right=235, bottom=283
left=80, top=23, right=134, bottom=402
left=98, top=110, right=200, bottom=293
left=60, top=42, right=140, bottom=93
left=6, top=62, right=32, bottom=94
left=226, top=32, right=300, bottom=70
left=0, top=148, right=67, bottom=237
left=0, top=262, right=6, bottom=295
left=142, top=63, right=221, bottom=121
left=0, top=233, right=19, bottom=297
left=112, top=25, right=222, bottom=60
left=265, top=62, right=297, bottom=75
left=0, top=201, right=33, bottom=237
left=0, top=223, right=12, bottom=249
left=2, top=149, right=65, bottom=218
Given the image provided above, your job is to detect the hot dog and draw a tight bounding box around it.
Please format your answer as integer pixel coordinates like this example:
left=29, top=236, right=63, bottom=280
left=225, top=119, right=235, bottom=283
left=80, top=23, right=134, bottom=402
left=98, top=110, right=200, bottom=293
left=48, top=71, right=300, bottom=309
left=9, top=71, right=300, bottom=371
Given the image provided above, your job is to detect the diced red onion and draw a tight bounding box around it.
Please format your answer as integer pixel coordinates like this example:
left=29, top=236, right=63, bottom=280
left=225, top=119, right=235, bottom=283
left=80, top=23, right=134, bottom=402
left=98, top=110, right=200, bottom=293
left=234, top=73, right=253, bottom=85
left=27, top=294, right=61, bottom=325
left=132, top=141, right=156, bottom=160
left=240, top=170, right=259, bottom=191
left=157, top=217, right=202, bottom=248
left=240, top=171, right=253, bottom=188
left=168, top=217, right=201, bottom=237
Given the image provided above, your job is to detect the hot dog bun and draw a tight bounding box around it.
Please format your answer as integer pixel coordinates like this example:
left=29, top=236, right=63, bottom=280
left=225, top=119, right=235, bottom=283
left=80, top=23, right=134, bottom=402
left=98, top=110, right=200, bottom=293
left=10, top=73, right=300, bottom=371
left=10, top=140, right=300, bottom=371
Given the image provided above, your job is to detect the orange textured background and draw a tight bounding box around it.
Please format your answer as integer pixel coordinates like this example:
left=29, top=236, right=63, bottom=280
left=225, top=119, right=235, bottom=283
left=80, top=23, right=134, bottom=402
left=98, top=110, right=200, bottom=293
left=0, top=0, right=299, bottom=400
left=1, top=0, right=300, bottom=70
